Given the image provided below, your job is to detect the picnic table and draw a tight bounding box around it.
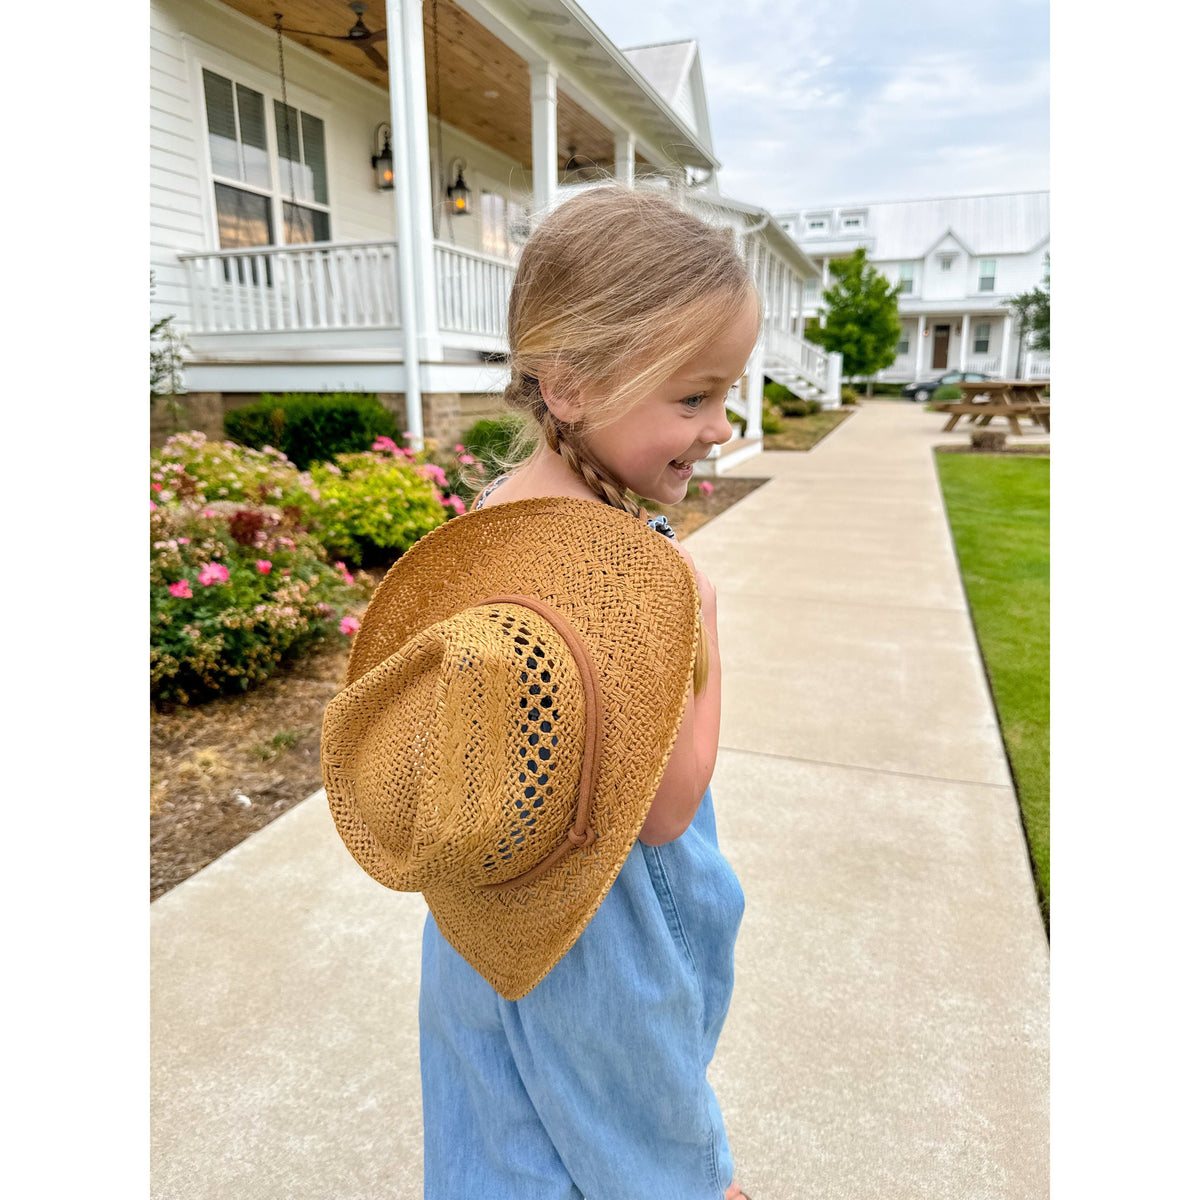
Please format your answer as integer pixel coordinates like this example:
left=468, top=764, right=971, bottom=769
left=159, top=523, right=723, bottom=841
left=932, top=379, right=1050, bottom=436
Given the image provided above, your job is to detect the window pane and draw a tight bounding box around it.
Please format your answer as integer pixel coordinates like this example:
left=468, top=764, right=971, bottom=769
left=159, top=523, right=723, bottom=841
left=899, top=263, right=914, bottom=279
left=481, top=191, right=505, bottom=256
left=203, top=69, right=240, bottom=180
left=284, top=202, right=330, bottom=244
left=302, top=112, right=328, bottom=205
left=973, top=322, right=991, bottom=353
left=236, top=84, right=271, bottom=189
left=274, top=100, right=307, bottom=200
left=215, top=182, right=273, bottom=248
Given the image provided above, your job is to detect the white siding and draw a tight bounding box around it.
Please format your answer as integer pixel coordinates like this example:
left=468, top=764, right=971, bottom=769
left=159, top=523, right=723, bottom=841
left=149, top=0, right=533, bottom=339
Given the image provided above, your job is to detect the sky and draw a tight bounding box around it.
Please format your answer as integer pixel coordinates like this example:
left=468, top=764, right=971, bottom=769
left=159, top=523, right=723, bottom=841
left=579, top=0, right=1049, bottom=213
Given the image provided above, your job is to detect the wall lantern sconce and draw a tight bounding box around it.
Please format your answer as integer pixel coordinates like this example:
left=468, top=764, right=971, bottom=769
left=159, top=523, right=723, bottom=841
left=923, top=327, right=930, bottom=336
left=446, top=157, right=471, bottom=215
left=955, top=322, right=962, bottom=334
left=372, top=123, right=394, bottom=191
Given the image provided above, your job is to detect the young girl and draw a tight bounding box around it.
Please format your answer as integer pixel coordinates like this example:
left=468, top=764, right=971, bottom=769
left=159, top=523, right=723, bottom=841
left=418, top=185, right=760, bottom=1199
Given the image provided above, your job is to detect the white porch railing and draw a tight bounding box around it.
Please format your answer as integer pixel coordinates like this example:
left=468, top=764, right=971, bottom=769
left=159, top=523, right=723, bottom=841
left=178, top=239, right=516, bottom=341
left=1024, top=354, right=1051, bottom=380
left=433, top=243, right=517, bottom=338
left=764, top=326, right=831, bottom=391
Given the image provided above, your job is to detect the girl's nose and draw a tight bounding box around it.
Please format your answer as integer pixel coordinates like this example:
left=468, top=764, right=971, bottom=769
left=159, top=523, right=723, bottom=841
left=707, top=407, right=735, bottom=445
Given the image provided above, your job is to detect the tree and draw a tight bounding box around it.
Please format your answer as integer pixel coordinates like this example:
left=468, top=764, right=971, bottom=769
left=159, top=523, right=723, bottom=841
left=808, top=248, right=902, bottom=387
left=1008, top=253, right=1050, bottom=375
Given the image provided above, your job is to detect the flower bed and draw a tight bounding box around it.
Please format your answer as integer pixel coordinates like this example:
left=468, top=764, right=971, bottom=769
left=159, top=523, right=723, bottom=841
left=149, top=431, right=470, bottom=705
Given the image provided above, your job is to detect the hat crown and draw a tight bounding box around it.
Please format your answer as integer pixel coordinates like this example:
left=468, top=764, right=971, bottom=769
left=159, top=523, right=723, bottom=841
left=325, top=602, right=586, bottom=890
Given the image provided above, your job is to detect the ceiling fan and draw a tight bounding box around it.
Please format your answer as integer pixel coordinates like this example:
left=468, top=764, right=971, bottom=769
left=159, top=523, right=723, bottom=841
left=278, top=2, right=388, bottom=71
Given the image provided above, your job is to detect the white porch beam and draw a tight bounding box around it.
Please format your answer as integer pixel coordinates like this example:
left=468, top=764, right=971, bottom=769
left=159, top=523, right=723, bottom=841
left=615, top=130, right=635, bottom=186
left=530, top=60, right=559, bottom=212
left=384, top=0, right=443, bottom=449
left=1000, top=314, right=1013, bottom=378
left=915, top=314, right=926, bottom=379
left=960, top=313, right=971, bottom=370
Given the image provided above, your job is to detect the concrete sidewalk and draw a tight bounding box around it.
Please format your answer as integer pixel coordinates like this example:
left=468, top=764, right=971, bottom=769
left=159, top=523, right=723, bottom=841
left=151, top=400, right=1049, bottom=1199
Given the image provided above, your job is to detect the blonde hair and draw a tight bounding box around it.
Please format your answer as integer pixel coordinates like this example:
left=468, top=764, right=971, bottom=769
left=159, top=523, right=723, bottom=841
left=467, top=183, right=760, bottom=695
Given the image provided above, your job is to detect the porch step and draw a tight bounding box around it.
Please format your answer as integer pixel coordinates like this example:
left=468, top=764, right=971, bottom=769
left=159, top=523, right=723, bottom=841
left=694, top=435, right=763, bottom=476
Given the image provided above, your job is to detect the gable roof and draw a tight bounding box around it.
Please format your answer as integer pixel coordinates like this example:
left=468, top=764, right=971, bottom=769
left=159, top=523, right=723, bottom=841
left=780, top=191, right=1049, bottom=259
left=922, top=228, right=976, bottom=259
left=620, top=39, right=714, bottom=153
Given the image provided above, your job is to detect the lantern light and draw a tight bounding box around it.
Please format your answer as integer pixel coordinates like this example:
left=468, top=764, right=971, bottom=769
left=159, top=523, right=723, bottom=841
left=372, top=124, right=394, bottom=191
left=447, top=158, right=470, bottom=215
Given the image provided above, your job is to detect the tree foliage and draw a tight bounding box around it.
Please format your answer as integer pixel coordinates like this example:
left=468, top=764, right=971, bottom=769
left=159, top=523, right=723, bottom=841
left=808, top=248, right=903, bottom=378
left=1008, top=253, right=1050, bottom=354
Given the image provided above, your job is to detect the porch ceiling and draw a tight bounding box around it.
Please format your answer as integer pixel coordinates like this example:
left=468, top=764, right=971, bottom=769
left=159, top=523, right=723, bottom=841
left=221, top=0, right=648, bottom=172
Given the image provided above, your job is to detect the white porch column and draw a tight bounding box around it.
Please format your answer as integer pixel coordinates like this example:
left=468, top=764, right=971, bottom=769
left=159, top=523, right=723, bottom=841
left=915, top=314, right=926, bottom=379
left=819, top=257, right=830, bottom=327
left=999, top=314, right=1013, bottom=378
left=530, top=61, right=558, bottom=212
left=959, top=313, right=971, bottom=370
left=743, top=338, right=765, bottom=440
left=614, top=130, right=635, bottom=187
left=385, top=0, right=442, bottom=448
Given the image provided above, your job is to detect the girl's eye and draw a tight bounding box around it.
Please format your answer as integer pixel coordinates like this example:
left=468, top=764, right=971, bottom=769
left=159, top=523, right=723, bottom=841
left=682, top=394, right=706, bottom=410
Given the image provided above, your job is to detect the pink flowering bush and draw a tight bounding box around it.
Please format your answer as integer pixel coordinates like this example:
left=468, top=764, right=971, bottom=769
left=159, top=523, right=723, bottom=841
left=300, top=450, right=451, bottom=566
left=150, top=502, right=365, bottom=706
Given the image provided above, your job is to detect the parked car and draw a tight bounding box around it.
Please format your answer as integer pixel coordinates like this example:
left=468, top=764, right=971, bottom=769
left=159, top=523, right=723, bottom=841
left=902, top=371, right=994, bottom=402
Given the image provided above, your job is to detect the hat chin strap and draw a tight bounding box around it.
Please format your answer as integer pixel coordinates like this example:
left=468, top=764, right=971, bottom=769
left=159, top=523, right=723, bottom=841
left=475, top=593, right=602, bottom=893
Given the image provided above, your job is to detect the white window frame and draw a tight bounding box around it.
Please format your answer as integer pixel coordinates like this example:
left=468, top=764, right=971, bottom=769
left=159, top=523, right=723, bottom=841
left=186, top=44, right=335, bottom=255
left=897, top=335, right=910, bottom=356
left=973, top=322, right=992, bottom=354
left=978, top=258, right=997, bottom=292
left=939, top=252, right=956, bottom=271
left=898, top=262, right=914, bottom=294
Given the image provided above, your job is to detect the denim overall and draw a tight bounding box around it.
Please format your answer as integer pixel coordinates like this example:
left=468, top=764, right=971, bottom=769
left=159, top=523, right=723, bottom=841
left=417, top=477, right=746, bottom=1199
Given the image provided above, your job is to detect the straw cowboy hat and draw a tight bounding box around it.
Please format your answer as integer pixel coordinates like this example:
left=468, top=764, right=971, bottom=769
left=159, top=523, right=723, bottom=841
left=320, top=495, right=701, bottom=1000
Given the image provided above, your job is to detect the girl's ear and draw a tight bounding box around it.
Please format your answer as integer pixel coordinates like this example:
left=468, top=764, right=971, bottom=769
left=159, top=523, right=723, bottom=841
left=538, top=367, right=584, bottom=425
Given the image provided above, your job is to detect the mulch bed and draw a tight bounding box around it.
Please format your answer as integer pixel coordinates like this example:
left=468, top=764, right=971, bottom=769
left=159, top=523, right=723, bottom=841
left=150, top=476, right=767, bottom=901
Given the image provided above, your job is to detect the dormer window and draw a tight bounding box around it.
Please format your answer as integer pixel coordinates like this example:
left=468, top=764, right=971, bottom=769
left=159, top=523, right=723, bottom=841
left=938, top=253, right=956, bottom=271
left=840, top=210, right=866, bottom=232
left=807, top=217, right=828, bottom=232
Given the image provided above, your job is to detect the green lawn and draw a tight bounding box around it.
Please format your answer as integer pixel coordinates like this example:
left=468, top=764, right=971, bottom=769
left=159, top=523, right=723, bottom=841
left=935, top=453, right=1050, bottom=926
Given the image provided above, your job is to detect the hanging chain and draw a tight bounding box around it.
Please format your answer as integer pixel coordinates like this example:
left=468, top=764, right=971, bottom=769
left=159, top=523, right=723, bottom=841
left=275, top=13, right=297, bottom=219
left=433, top=0, right=449, bottom=242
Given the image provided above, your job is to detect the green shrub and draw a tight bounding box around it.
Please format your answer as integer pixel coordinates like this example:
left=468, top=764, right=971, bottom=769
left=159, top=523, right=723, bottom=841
left=224, top=393, right=399, bottom=470
left=153, top=431, right=312, bottom=509
left=865, top=381, right=905, bottom=396
left=763, top=381, right=797, bottom=405
left=841, top=385, right=859, bottom=406
left=460, top=414, right=527, bottom=468
left=301, top=450, right=450, bottom=567
left=150, top=502, right=362, bottom=706
left=761, top=400, right=784, bottom=435
left=932, top=384, right=964, bottom=401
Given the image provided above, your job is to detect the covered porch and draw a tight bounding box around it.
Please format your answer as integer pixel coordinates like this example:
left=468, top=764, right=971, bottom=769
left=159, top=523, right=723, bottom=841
left=178, top=0, right=837, bottom=461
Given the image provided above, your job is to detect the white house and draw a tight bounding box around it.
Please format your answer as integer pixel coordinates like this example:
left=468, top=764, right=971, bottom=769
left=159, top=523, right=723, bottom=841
left=150, top=0, right=839, bottom=470
left=775, top=191, right=1050, bottom=386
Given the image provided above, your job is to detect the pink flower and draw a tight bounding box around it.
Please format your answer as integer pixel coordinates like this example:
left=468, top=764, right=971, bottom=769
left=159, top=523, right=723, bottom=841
left=198, top=562, right=230, bottom=586
left=698, top=480, right=714, bottom=496
left=150, top=501, right=158, bottom=512
left=256, top=559, right=272, bottom=574
left=281, top=568, right=292, bottom=576
left=402, top=430, right=414, bottom=440
left=340, top=616, right=361, bottom=636
left=418, top=463, right=448, bottom=488
left=201, top=509, right=216, bottom=518
left=177, top=537, right=190, bottom=545
left=446, top=494, right=466, bottom=515
left=400, top=447, right=415, bottom=459
left=454, top=443, right=465, bottom=453
left=372, top=436, right=399, bottom=454
left=168, top=580, right=193, bottom=599
left=458, top=454, right=476, bottom=466
left=152, top=482, right=163, bottom=492
left=334, top=560, right=355, bottom=586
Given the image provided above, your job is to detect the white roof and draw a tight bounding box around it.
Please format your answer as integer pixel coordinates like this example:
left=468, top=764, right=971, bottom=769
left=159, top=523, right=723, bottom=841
left=780, top=191, right=1050, bottom=259
left=621, top=40, right=695, bottom=106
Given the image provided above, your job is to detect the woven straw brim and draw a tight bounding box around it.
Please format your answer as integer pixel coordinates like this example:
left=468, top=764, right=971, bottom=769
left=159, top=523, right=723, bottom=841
left=326, top=496, right=700, bottom=1000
